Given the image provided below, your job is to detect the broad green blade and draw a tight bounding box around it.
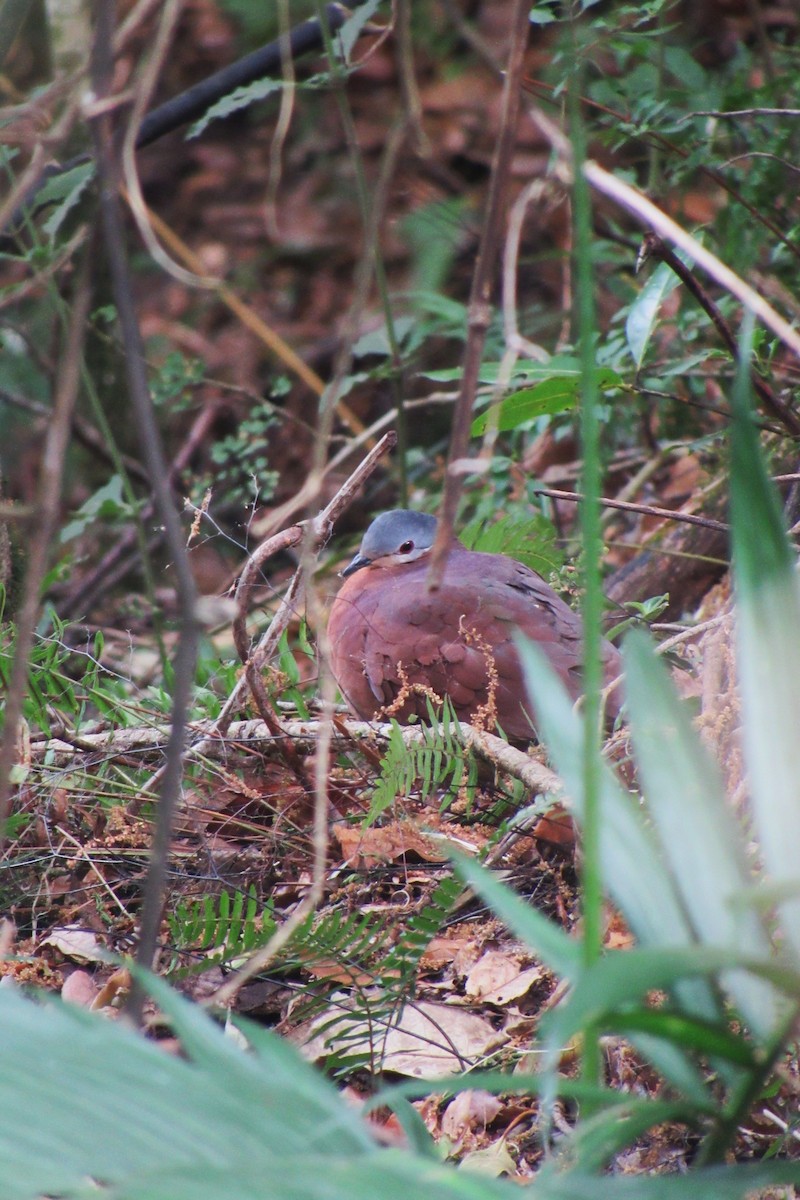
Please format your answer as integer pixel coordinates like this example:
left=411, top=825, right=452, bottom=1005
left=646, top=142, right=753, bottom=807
left=533, top=1160, right=800, bottom=1198
left=518, top=638, right=720, bottom=1097
left=454, top=852, right=582, bottom=980
left=65, top=1154, right=519, bottom=1200
left=555, top=1098, right=702, bottom=1175
left=518, top=641, right=705, bottom=963
left=625, top=258, right=682, bottom=370
left=0, top=977, right=373, bottom=1199
left=623, top=630, right=780, bottom=1035
left=542, top=945, right=800, bottom=1050
left=730, top=331, right=800, bottom=962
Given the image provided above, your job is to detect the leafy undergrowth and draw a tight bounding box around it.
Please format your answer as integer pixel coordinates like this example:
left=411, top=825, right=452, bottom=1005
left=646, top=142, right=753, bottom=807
left=3, top=0, right=800, bottom=1192
left=3, top=562, right=799, bottom=1183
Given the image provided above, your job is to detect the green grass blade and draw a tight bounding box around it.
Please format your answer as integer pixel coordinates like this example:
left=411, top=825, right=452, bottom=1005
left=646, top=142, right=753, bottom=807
left=730, top=323, right=800, bottom=961
left=623, top=630, right=780, bottom=1034
left=517, top=641, right=708, bottom=966
left=454, top=852, right=582, bottom=981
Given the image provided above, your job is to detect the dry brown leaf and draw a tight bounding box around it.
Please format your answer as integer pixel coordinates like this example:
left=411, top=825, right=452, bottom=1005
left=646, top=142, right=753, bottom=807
left=441, top=1089, right=503, bottom=1140
left=421, top=932, right=470, bottom=972
left=41, top=926, right=108, bottom=965
left=465, top=950, right=544, bottom=1006
left=300, top=956, right=382, bottom=989
left=531, top=807, right=575, bottom=847
left=300, top=997, right=507, bottom=1078
left=332, top=820, right=448, bottom=868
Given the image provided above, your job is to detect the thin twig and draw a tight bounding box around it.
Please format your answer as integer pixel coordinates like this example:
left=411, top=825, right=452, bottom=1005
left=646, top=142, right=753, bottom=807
left=523, top=100, right=800, bottom=361
left=53, top=825, right=131, bottom=916
left=0, top=253, right=92, bottom=848
left=582, top=159, right=800, bottom=366
left=653, top=612, right=730, bottom=656
left=0, top=91, right=84, bottom=237
left=231, top=526, right=305, bottom=672
left=141, top=430, right=398, bottom=794
left=120, top=0, right=199, bottom=288
left=395, top=0, right=428, bottom=156
left=686, top=108, right=800, bottom=119
left=88, top=0, right=200, bottom=1027
left=2, top=5, right=355, bottom=241
left=478, top=179, right=554, bottom=465
left=521, top=77, right=800, bottom=268
left=427, top=0, right=532, bottom=589
left=231, top=524, right=313, bottom=791
left=264, top=0, right=295, bottom=241
left=534, top=487, right=730, bottom=533
left=0, top=388, right=150, bottom=486
left=58, top=398, right=222, bottom=620
left=639, top=232, right=800, bottom=437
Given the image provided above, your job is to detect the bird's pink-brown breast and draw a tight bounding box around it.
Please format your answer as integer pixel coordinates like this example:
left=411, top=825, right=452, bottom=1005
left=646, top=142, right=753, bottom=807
left=327, top=548, right=622, bottom=740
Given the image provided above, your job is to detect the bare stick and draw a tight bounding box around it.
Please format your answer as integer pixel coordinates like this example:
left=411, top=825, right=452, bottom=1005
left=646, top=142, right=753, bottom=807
left=141, top=430, right=398, bottom=792
left=29, top=715, right=556, bottom=786
left=230, top=524, right=313, bottom=791
left=535, top=487, right=730, bottom=533
left=639, top=232, right=800, bottom=437
left=427, top=0, right=532, bottom=589
left=524, top=100, right=800, bottom=364
left=88, top=0, right=200, bottom=1027
left=0, top=254, right=92, bottom=847
left=583, top=160, right=800, bottom=365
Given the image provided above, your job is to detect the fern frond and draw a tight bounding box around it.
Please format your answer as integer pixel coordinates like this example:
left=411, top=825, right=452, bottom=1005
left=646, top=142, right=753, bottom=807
left=167, top=887, right=274, bottom=976
left=367, top=701, right=478, bottom=824
left=293, top=874, right=463, bottom=1076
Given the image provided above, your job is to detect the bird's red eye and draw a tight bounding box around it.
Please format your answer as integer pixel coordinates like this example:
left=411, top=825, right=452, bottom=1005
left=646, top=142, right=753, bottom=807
left=399, top=540, right=414, bottom=554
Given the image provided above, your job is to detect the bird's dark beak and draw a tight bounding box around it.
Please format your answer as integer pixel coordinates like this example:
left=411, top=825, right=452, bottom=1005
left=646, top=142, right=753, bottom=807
left=341, top=552, right=372, bottom=579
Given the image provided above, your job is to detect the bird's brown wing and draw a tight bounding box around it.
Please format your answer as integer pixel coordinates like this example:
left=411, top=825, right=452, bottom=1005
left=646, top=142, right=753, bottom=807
left=327, top=550, right=621, bottom=738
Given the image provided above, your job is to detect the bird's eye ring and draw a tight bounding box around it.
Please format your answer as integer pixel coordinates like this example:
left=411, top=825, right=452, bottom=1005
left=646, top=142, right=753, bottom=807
left=399, top=540, right=414, bottom=554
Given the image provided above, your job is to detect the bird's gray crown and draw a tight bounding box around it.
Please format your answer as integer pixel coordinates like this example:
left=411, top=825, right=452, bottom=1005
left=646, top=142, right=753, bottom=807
left=341, top=509, right=437, bottom=577
left=360, top=509, right=437, bottom=559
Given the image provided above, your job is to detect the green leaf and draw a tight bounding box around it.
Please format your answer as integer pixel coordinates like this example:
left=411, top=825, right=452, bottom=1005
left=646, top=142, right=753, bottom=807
left=730, top=322, right=794, bottom=587
left=529, top=1, right=560, bottom=25
left=60, top=1154, right=520, bottom=1200
left=335, top=0, right=384, bottom=62
left=558, top=1098, right=705, bottom=1175
left=625, top=259, right=682, bottom=370
left=38, top=162, right=95, bottom=240
left=459, top=513, right=564, bottom=575
left=189, top=78, right=285, bottom=139
left=534, top=1161, right=800, bottom=1198
left=515, top=640, right=707, bottom=965
left=730, top=320, right=800, bottom=962
left=59, top=476, right=136, bottom=543
left=622, top=630, right=779, bottom=1036
left=0, top=972, right=374, bottom=1199
left=471, top=377, right=578, bottom=434
left=453, top=852, right=582, bottom=981
left=542, top=945, right=800, bottom=1053
left=424, top=352, right=582, bottom=386
left=516, top=638, right=725, bottom=1096
left=471, top=369, right=623, bottom=435
left=352, top=317, right=415, bottom=358
left=600, top=1009, right=757, bottom=1068
left=400, top=200, right=469, bottom=297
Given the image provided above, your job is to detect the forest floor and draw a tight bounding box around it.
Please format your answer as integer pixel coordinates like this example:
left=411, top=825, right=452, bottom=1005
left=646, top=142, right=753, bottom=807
left=2, top=0, right=800, bottom=1182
